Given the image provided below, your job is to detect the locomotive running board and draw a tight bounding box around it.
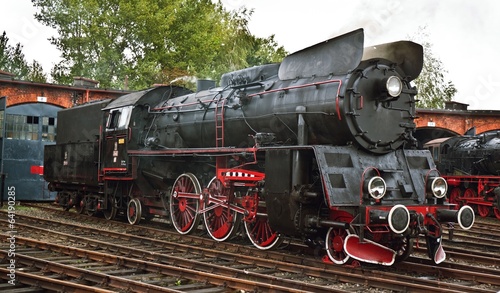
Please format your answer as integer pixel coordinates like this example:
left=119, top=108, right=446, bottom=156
left=344, top=234, right=396, bottom=266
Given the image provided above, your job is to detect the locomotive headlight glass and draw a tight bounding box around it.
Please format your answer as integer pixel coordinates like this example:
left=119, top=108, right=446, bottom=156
left=367, top=176, right=386, bottom=200
left=429, top=177, right=448, bottom=198
left=386, top=76, right=403, bottom=97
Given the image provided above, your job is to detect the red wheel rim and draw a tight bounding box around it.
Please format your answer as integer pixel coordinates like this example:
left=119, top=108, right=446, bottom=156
left=477, top=205, right=491, bottom=217
left=494, top=208, right=500, bottom=220
left=203, top=177, right=239, bottom=241
left=448, top=187, right=462, bottom=205
left=246, top=217, right=279, bottom=248
left=463, top=188, right=476, bottom=198
left=326, top=227, right=350, bottom=264
left=170, top=174, right=200, bottom=234
left=205, top=205, right=234, bottom=239
left=325, top=212, right=353, bottom=265
left=466, top=188, right=491, bottom=217
left=127, top=198, right=142, bottom=225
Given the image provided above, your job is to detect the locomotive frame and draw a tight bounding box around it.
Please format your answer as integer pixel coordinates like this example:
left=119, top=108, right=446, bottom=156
left=44, top=29, right=475, bottom=267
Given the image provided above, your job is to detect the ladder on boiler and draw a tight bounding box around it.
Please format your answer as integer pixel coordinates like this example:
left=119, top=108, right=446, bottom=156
left=214, top=95, right=225, bottom=147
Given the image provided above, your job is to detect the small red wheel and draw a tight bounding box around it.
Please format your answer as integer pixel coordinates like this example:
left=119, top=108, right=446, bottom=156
left=127, top=198, right=142, bottom=225
left=463, top=188, right=480, bottom=215
left=477, top=204, right=492, bottom=217
left=325, top=227, right=350, bottom=264
left=494, top=207, right=500, bottom=220
left=448, top=187, right=462, bottom=205
left=463, top=188, right=476, bottom=199
left=466, top=188, right=492, bottom=217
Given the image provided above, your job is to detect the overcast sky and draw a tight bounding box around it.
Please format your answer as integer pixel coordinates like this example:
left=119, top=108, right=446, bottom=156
left=2, top=0, right=500, bottom=110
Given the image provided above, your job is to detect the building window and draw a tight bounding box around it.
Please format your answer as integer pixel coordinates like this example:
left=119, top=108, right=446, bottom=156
left=42, top=116, right=57, bottom=141
left=5, top=114, right=39, bottom=140
left=1, top=114, right=56, bottom=141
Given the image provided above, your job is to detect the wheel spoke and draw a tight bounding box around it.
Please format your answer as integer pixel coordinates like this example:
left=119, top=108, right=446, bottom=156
left=494, top=208, right=500, bottom=220
left=326, top=226, right=350, bottom=265
left=127, top=198, right=142, bottom=225
left=392, top=236, right=413, bottom=263
left=203, top=177, right=241, bottom=242
left=477, top=205, right=492, bottom=217
left=170, top=173, right=201, bottom=235
left=466, top=188, right=492, bottom=217
left=185, top=202, right=197, bottom=214
left=244, top=215, right=281, bottom=250
left=448, top=187, right=462, bottom=205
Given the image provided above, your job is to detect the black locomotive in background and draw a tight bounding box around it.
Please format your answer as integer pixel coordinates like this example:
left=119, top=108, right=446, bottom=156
left=44, top=29, right=474, bottom=266
left=425, top=129, right=500, bottom=220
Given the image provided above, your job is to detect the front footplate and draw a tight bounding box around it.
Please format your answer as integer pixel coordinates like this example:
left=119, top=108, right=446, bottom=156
left=344, top=234, right=396, bottom=266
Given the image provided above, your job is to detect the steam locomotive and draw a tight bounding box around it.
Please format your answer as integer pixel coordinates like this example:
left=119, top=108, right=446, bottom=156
left=425, top=129, right=500, bottom=220
left=44, top=29, right=474, bottom=266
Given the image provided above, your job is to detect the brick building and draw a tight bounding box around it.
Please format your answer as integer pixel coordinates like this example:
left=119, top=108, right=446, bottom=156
left=414, top=101, right=500, bottom=147
left=0, top=71, right=128, bottom=108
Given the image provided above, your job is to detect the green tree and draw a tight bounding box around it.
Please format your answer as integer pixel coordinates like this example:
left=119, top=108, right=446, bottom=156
left=27, top=60, right=47, bottom=83
left=246, top=34, right=287, bottom=66
left=411, top=27, right=457, bottom=109
left=9, top=43, right=31, bottom=78
left=0, top=31, right=29, bottom=76
left=0, top=31, right=47, bottom=82
left=32, top=0, right=285, bottom=90
left=33, top=0, right=128, bottom=87
left=0, top=31, right=9, bottom=69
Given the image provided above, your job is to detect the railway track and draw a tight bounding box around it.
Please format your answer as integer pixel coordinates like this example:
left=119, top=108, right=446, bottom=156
left=1, top=204, right=500, bottom=292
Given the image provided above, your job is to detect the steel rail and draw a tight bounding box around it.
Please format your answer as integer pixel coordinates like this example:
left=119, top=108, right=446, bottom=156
left=3, top=211, right=496, bottom=292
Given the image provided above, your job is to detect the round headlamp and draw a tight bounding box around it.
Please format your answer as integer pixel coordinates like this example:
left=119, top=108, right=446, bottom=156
left=367, top=176, right=386, bottom=200
left=429, top=177, right=448, bottom=198
left=386, top=76, right=402, bottom=97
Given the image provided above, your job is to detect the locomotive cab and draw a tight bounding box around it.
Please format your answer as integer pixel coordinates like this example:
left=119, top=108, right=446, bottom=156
left=100, top=86, right=193, bottom=176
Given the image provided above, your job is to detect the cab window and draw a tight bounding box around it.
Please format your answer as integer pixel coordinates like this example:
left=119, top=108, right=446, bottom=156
left=432, top=146, right=440, bottom=162
left=107, top=110, right=120, bottom=129
left=106, top=106, right=132, bottom=131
